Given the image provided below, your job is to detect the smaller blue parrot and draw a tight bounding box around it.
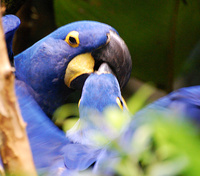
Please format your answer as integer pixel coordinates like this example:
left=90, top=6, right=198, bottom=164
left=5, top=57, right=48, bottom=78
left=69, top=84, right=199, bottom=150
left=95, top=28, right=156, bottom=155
left=67, top=63, right=128, bottom=146
left=64, top=63, right=128, bottom=173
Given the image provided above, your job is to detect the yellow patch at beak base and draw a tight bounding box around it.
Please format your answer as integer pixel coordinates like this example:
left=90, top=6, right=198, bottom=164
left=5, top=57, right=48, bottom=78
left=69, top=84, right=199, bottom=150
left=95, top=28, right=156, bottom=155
left=64, top=53, right=95, bottom=87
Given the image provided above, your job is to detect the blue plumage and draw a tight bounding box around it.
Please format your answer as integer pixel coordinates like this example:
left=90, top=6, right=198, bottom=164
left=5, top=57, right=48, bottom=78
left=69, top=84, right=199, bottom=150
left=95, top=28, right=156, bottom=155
left=141, top=86, right=200, bottom=124
left=2, top=15, right=20, bottom=61
left=79, top=73, right=123, bottom=113
left=15, top=80, right=71, bottom=174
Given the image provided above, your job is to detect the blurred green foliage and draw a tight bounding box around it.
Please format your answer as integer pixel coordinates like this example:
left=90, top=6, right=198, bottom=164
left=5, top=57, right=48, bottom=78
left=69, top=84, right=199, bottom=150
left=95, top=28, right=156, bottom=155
left=127, top=84, right=155, bottom=114
left=54, top=0, right=200, bottom=90
left=86, top=98, right=200, bottom=176
left=53, top=103, right=79, bottom=131
left=53, top=83, right=200, bottom=176
left=107, top=114, right=200, bottom=176
left=92, top=87, right=200, bottom=176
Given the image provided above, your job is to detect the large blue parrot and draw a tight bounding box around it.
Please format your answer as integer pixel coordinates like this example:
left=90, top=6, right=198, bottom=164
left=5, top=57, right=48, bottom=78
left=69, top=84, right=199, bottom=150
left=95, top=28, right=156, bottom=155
left=2, top=15, right=132, bottom=175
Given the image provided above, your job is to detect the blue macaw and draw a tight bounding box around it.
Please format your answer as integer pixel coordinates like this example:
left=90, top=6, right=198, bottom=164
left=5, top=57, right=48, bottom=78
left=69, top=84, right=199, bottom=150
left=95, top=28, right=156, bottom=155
left=64, top=63, right=129, bottom=174
left=67, top=63, right=128, bottom=146
left=2, top=15, right=132, bottom=175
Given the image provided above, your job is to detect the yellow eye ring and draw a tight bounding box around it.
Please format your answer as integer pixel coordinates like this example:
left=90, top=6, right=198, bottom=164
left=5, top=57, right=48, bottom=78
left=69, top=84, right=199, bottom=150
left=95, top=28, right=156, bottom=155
left=116, top=97, right=123, bottom=110
left=65, top=31, right=80, bottom=47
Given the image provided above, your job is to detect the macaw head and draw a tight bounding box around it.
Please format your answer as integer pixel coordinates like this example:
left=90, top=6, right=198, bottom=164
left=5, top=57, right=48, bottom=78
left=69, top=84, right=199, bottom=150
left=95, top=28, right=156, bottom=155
left=14, top=20, right=131, bottom=115
left=79, top=63, right=127, bottom=114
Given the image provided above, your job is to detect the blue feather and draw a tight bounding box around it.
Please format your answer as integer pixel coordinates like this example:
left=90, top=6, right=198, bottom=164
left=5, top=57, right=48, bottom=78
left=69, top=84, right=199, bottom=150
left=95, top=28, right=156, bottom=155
left=2, top=15, right=20, bottom=61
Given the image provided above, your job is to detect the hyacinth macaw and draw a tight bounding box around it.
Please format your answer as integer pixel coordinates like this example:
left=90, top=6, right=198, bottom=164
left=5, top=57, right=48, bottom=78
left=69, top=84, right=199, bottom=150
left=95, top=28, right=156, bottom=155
left=67, top=63, right=128, bottom=146
left=2, top=14, right=131, bottom=175
left=64, top=63, right=129, bottom=174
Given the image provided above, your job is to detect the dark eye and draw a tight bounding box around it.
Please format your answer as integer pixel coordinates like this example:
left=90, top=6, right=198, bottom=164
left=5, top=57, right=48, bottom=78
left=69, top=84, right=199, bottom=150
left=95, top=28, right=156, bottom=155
left=65, top=31, right=80, bottom=47
left=69, top=36, right=77, bottom=45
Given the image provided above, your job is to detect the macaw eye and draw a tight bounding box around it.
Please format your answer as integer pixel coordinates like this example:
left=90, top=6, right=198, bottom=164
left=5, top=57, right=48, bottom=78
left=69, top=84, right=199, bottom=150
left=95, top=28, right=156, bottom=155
left=65, top=31, right=80, bottom=47
left=116, top=97, right=123, bottom=110
left=69, top=36, right=77, bottom=45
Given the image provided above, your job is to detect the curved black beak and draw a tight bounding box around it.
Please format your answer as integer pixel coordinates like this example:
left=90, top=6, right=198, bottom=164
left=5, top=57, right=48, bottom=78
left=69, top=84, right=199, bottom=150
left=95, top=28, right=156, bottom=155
left=92, top=30, right=132, bottom=88
left=68, top=30, right=132, bottom=89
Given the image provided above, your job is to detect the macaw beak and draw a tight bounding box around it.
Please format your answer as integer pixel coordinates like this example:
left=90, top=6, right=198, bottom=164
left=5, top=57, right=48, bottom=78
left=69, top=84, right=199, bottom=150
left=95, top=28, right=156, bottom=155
left=96, top=62, right=115, bottom=75
left=65, top=30, right=132, bottom=89
left=92, top=30, right=132, bottom=88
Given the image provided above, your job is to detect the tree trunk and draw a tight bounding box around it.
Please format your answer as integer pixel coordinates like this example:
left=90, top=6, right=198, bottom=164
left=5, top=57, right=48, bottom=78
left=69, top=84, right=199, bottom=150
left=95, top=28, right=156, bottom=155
left=0, top=11, right=37, bottom=176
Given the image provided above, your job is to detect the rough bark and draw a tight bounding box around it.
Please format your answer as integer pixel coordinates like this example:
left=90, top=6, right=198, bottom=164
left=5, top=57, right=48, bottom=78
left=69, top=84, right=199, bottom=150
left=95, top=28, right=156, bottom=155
left=0, top=11, right=37, bottom=176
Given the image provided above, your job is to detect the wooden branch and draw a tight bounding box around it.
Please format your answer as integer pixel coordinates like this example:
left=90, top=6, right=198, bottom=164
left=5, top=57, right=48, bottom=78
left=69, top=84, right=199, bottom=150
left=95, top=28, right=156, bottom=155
left=0, top=12, right=37, bottom=176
